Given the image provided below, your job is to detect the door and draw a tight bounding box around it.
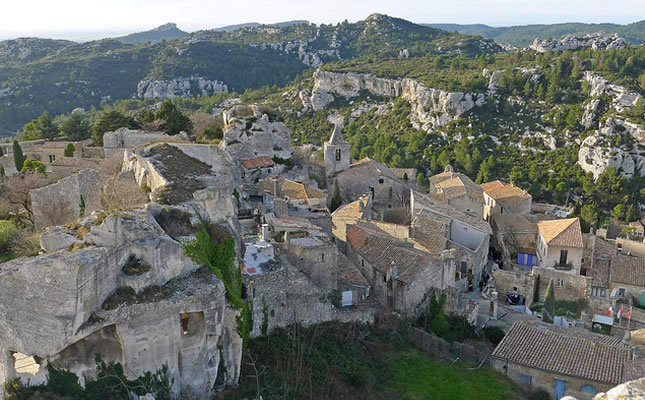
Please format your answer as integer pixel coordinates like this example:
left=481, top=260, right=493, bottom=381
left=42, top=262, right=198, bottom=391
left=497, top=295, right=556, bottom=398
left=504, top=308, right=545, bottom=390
left=559, top=250, right=568, bottom=265
left=554, top=379, right=566, bottom=400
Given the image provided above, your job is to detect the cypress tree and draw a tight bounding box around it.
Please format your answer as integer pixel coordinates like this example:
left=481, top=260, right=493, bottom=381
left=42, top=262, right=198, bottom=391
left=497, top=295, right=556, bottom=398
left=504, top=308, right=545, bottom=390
left=543, top=279, right=556, bottom=324
left=330, top=178, right=342, bottom=212
left=13, top=140, right=25, bottom=172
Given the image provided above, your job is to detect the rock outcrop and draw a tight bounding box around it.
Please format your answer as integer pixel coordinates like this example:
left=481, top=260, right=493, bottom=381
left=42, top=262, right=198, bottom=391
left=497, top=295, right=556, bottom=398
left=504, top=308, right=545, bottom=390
left=218, top=104, right=292, bottom=160
left=0, top=208, right=242, bottom=397
left=529, top=33, right=626, bottom=53
left=136, top=76, right=228, bottom=99
left=581, top=99, right=603, bottom=130
left=308, top=70, right=486, bottom=131
left=583, top=71, right=642, bottom=112
left=578, top=118, right=645, bottom=179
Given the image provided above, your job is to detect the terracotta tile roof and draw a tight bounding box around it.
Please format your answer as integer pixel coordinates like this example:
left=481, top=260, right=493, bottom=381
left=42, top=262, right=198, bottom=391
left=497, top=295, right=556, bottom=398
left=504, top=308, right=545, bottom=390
left=629, top=221, right=644, bottom=232
left=430, top=172, right=484, bottom=203
left=273, top=178, right=326, bottom=201
left=337, top=253, right=369, bottom=287
left=342, top=158, right=400, bottom=183
left=481, top=180, right=506, bottom=194
left=609, top=254, right=645, bottom=287
left=242, top=156, right=275, bottom=169
left=492, top=321, right=630, bottom=384
left=537, top=218, right=583, bottom=248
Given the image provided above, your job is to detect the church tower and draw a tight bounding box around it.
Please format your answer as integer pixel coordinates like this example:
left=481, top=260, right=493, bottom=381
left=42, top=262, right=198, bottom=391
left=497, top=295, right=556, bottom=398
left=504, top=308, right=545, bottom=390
left=324, top=123, right=350, bottom=176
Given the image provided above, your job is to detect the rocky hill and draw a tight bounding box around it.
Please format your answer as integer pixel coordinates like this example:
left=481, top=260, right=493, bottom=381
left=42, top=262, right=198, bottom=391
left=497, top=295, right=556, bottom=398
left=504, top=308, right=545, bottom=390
left=426, top=20, right=645, bottom=47
left=0, top=14, right=502, bottom=136
left=115, top=23, right=189, bottom=44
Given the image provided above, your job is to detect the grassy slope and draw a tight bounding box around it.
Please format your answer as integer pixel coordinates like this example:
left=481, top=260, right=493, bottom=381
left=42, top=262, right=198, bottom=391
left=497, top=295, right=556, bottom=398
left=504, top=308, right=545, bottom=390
left=219, top=322, right=518, bottom=400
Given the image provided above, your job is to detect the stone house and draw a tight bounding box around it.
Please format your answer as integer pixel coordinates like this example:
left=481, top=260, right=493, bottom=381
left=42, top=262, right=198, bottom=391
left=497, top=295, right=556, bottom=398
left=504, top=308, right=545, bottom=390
left=336, top=158, right=410, bottom=219
left=331, top=193, right=372, bottom=252
left=277, top=235, right=338, bottom=292
left=428, top=165, right=484, bottom=219
left=537, top=218, right=584, bottom=273
left=323, top=123, right=350, bottom=177
left=481, top=180, right=532, bottom=222
left=411, top=190, right=492, bottom=289
left=48, top=157, right=102, bottom=182
left=31, top=139, right=94, bottom=165
left=491, top=213, right=539, bottom=270
left=263, top=176, right=327, bottom=211
left=337, top=253, right=370, bottom=306
left=240, top=156, right=277, bottom=195
left=346, top=222, right=455, bottom=313
left=492, top=320, right=632, bottom=399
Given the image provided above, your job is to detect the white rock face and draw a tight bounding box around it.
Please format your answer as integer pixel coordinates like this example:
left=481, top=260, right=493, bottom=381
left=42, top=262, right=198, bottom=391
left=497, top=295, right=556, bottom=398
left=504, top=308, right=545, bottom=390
left=137, top=76, right=228, bottom=99
left=583, top=71, right=642, bottom=112
left=581, top=99, right=603, bottom=130
left=218, top=105, right=292, bottom=160
left=578, top=118, right=645, bottom=179
left=529, top=33, right=626, bottom=53
left=309, top=70, right=485, bottom=131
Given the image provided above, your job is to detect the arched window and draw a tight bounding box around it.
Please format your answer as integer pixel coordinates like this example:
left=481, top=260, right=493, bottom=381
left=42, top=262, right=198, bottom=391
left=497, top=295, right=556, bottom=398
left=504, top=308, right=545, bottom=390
left=335, top=149, right=341, bottom=161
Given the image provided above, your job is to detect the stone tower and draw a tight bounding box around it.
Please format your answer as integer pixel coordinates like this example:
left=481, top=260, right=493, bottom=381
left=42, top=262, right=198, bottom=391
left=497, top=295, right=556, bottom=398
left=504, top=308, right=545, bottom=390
left=324, top=123, right=350, bottom=176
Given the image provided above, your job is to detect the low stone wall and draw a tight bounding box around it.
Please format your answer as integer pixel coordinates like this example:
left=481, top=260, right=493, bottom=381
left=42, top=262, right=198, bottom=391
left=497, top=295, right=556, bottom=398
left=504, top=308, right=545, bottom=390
left=414, top=286, right=479, bottom=324
left=408, top=327, right=490, bottom=366
left=532, top=267, right=589, bottom=302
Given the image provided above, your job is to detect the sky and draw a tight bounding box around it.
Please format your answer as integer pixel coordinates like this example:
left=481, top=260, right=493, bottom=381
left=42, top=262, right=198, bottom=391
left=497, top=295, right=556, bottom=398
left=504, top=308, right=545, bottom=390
left=0, top=0, right=644, bottom=40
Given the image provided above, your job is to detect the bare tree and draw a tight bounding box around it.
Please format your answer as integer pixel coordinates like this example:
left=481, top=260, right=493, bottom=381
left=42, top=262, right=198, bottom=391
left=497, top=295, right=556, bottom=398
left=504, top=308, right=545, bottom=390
left=38, top=193, right=76, bottom=227
left=102, top=170, right=149, bottom=212
left=0, top=172, right=49, bottom=225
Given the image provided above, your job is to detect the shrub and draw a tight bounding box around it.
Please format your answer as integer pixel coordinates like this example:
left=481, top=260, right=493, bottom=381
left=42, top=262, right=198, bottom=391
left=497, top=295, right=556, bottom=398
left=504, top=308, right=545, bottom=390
left=483, top=326, right=505, bottom=345
left=20, top=159, right=47, bottom=174
left=64, top=143, right=75, bottom=157
left=0, top=220, right=17, bottom=255
left=122, top=255, right=151, bottom=276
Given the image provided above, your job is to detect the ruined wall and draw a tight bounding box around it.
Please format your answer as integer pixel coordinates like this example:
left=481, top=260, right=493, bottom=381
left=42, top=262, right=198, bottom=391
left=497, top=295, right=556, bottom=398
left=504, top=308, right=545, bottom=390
left=276, top=241, right=337, bottom=293
left=30, top=169, right=102, bottom=231
left=103, top=128, right=172, bottom=157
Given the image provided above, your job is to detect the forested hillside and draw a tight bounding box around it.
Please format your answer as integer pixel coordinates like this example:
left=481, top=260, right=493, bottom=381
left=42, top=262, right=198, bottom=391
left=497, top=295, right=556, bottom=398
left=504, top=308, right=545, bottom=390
left=427, top=20, right=645, bottom=47
left=0, top=14, right=500, bottom=136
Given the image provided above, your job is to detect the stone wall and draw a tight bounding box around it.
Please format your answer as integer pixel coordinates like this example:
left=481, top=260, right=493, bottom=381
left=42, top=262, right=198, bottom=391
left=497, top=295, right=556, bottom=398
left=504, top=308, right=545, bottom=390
left=103, top=128, right=172, bottom=157
left=492, top=268, right=536, bottom=307
left=277, top=239, right=337, bottom=292
left=408, top=327, right=489, bottom=366
left=532, top=266, right=589, bottom=302
left=30, top=169, right=102, bottom=231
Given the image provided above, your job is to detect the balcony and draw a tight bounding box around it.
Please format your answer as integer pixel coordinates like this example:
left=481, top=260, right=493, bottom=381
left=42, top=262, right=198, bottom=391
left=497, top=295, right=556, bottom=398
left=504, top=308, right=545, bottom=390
left=553, top=263, right=573, bottom=271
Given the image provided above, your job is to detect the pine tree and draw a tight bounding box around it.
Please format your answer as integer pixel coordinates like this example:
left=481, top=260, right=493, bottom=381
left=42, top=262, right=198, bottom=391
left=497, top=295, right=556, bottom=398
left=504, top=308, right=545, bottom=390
left=543, top=279, right=556, bottom=324
left=12, top=140, right=25, bottom=172
left=64, top=143, right=76, bottom=157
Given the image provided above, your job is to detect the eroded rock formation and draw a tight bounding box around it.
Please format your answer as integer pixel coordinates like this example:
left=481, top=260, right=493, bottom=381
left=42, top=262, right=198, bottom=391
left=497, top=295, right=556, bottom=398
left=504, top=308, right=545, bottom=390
left=529, top=33, right=626, bottom=53
left=136, top=76, right=228, bottom=99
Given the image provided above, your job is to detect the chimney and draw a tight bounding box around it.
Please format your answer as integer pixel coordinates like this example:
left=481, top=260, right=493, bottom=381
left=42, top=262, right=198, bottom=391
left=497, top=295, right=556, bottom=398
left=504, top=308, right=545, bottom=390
left=273, top=178, right=279, bottom=196
left=409, top=225, right=416, bottom=239
left=260, top=224, right=270, bottom=242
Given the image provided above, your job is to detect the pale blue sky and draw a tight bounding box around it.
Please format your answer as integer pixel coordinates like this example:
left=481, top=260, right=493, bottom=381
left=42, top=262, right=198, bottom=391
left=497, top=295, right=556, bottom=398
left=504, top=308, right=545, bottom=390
left=1, top=0, right=644, bottom=40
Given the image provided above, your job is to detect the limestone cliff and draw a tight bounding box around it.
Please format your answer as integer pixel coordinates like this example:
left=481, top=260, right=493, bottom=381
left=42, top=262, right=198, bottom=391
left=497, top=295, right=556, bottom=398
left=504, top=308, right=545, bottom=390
left=307, top=70, right=486, bottom=131
left=529, top=33, right=626, bottom=53
left=136, top=76, right=228, bottom=99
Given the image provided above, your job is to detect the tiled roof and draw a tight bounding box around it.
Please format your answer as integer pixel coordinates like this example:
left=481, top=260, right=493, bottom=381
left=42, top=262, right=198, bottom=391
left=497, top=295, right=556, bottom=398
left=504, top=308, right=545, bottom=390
left=537, top=218, right=583, bottom=248
left=242, top=156, right=275, bottom=169
left=278, top=178, right=326, bottom=201
left=412, top=190, right=492, bottom=234
left=332, top=197, right=369, bottom=219
left=412, top=210, right=449, bottom=254
left=391, top=168, right=417, bottom=181
left=482, top=180, right=531, bottom=206
left=492, top=321, right=630, bottom=384
left=609, top=254, right=645, bottom=287
left=340, top=158, right=401, bottom=184
left=629, top=221, right=645, bottom=232
left=337, top=253, right=369, bottom=287
left=346, top=224, right=435, bottom=283
left=481, top=180, right=506, bottom=193
left=430, top=171, right=483, bottom=203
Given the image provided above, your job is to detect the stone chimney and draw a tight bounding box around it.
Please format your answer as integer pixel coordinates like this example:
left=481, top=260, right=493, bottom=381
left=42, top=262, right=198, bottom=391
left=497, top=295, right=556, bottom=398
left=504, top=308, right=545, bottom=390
left=260, top=224, right=270, bottom=242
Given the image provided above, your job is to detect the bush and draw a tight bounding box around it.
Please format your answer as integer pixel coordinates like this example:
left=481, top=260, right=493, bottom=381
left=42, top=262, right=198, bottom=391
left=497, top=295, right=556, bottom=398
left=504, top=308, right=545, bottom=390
left=64, top=143, right=75, bottom=157
left=0, top=220, right=17, bottom=255
left=483, top=326, right=505, bottom=345
left=20, top=159, right=47, bottom=174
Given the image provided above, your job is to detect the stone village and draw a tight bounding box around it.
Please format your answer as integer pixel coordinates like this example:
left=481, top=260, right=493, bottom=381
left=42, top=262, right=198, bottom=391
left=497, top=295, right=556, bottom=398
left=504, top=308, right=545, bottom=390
left=1, top=101, right=645, bottom=400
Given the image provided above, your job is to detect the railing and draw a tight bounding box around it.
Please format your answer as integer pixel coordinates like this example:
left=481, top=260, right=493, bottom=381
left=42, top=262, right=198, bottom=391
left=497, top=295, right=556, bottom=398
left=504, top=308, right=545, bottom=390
left=553, top=263, right=573, bottom=271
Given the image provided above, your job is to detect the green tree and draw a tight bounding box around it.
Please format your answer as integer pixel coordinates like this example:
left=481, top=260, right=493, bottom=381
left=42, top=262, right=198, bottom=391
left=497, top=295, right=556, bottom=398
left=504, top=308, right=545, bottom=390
left=0, top=146, right=3, bottom=157
left=612, top=204, right=626, bottom=220
left=61, top=113, right=90, bottom=140
left=330, top=178, right=342, bottom=212
left=64, top=143, right=76, bottom=157
left=20, top=159, right=46, bottom=174
left=157, top=100, right=192, bottom=135
left=21, top=111, right=59, bottom=140
left=543, top=279, right=556, bottom=324
left=580, top=204, right=599, bottom=229
left=416, top=172, right=428, bottom=191
left=437, top=150, right=450, bottom=169
left=92, top=110, right=139, bottom=146
left=12, top=140, right=25, bottom=172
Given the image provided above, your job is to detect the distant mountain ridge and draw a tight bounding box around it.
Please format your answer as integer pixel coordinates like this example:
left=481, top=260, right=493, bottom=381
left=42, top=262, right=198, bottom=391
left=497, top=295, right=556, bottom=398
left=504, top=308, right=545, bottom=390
left=425, top=20, right=645, bottom=47
left=213, top=20, right=310, bottom=32
left=115, top=23, right=189, bottom=44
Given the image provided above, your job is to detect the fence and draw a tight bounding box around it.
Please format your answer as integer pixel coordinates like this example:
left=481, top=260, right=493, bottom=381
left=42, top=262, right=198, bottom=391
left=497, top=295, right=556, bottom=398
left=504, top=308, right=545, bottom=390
left=407, top=327, right=490, bottom=367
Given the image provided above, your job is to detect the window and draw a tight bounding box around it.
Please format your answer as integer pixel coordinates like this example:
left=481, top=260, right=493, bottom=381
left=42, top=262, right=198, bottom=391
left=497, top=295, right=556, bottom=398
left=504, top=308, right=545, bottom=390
left=48, top=154, right=56, bottom=163
left=253, top=287, right=256, bottom=298
left=388, top=186, right=393, bottom=201
left=270, top=310, right=275, bottom=317
left=181, top=313, right=189, bottom=335
left=580, top=385, right=597, bottom=395
left=556, top=279, right=564, bottom=288
left=383, top=274, right=387, bottom=283
left=519, top=374, right=532, bottom=387
left=361, top=259, right=364, bottom=267
left=321, top=253, right=325, bottom=262
left=559, top=249, right=568, bottom=265
left=591, top=286, right=607, bottom=298
left=335, top=148, right=341, bottom=161
left=460, top=262, right=468, bottom=274
left=378, top=178, right=384, bottom=184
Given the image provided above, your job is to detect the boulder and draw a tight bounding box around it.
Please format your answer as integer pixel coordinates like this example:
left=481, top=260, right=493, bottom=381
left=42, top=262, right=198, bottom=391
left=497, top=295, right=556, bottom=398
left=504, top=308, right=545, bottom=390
left=40, top=226, right=82, bottom=253
left=581, top=99, right=602, bottom=130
